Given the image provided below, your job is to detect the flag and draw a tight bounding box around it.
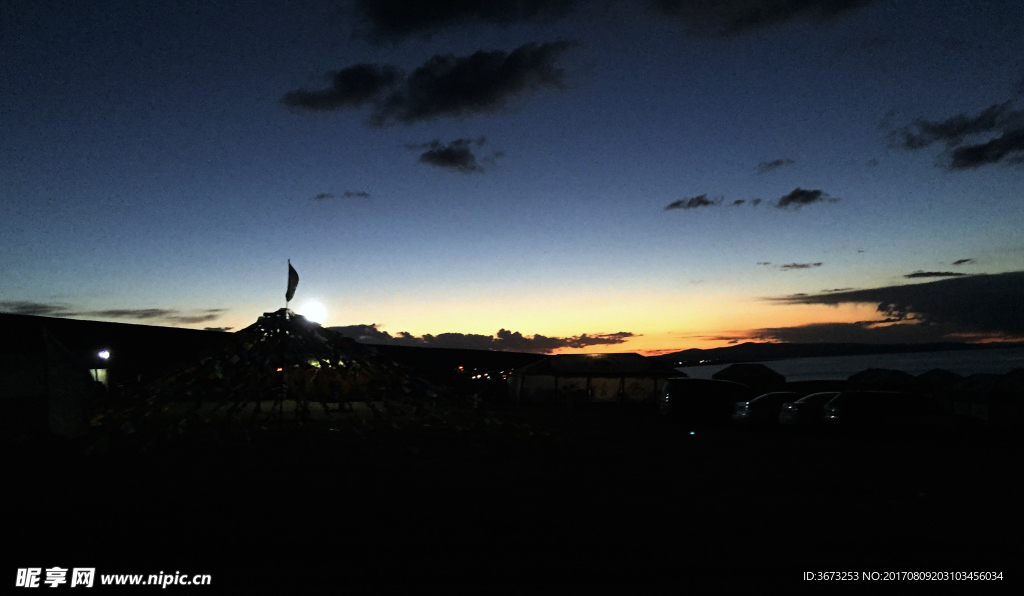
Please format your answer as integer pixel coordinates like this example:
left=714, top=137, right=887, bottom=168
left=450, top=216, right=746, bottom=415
left=286, top=260, right=299, bottom=302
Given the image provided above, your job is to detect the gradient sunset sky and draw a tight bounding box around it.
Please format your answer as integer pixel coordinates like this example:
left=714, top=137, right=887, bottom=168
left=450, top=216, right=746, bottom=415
left=3, top=0, right=1023, bottom=354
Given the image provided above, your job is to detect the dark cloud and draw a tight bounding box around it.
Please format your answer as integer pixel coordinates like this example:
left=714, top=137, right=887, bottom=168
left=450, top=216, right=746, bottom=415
left=904, top=271, right=967, bottom=279
left=756, top=157, right=794, bottom=174
left=378, top=41, right=576, bottom=125
left=821, top=287, right=853, bottom=293
left=775, top=187, right=834, bottom=208
left=770, top=271, right=1024, bottom=339
left=757, top=261, right=772, bottom=266
left=779, top=262, right=823, bottom=270
left=896, top=102, right=1013, bottom=149
left=409, top=137, right=500, bottom=173
left=0, top=302, right=226, bottom=326
left=281, top=64, right=402, bottom=111
left=650, top=0, right=878, bottom=36
left=0, top=301, right=77, bottom=317
left=314, top=191, right=370, bottom=200
left=894, top=101, right=1024, bottom=169
left=949, top=128, right=1024, bottom=169
left=330, top=324, right=635, bottom=354
left=731, top=199, right=746, bottom=206
left=952, top=258, right=975, bottom=266
left=284, top=42, right=576, bottom=126
left=745, top=320, right=966, bottom=344
left=751, top=198, right=762, bottom=206
left=355, top=0, right=576, bottom=40
left=203, top=327, right=234, bottom=332
left=82, top=309, right=176, bottom=320
left=665, top=194, right=717, bottom=210
left=165, top=313, right=224, bottom=324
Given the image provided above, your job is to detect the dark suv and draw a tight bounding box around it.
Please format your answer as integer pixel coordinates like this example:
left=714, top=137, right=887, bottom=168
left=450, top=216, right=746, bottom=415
left=821, top=391, right=938, bottom=430
left=659, top=378, right=757, bottom=426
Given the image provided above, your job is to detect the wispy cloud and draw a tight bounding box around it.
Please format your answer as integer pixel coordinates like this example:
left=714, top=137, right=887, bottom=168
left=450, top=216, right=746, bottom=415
left=904, top=271, right=967, bottom=279
left=894, top=100, right=1024, bottom=169
left=0, top=302, right=227, bottom=326
left=0, top=301, right=77, bottom=317
left=780, top=262, right=823, bottom=270
left=283, top=41, right=576, bottom=126
left=408, top=137, right=501, bottom=173
left=952, top=258, right=975, bottom=266
left=354, top=0, right=577, bottom=41
left=756, top=157, right=794, bottom=174
left=775, top=188, right=836, bottom=209
left=665, top=194, right=718, bottom=210
left=313, top=191, right=370, bottom=200
left=650, top=0, right=879, bottom=36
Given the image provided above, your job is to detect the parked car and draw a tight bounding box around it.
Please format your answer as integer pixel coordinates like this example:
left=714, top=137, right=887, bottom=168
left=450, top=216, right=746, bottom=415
left=659, top=378, right=757, bottom=426
left=733, top=391, right=798, bottom=425
left=820, top=391, right=939, bottom=430
left=777, top=392, right=841, bottom=427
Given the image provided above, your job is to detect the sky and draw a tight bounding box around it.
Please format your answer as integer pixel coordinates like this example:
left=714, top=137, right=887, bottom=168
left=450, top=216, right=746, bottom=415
left=2, top=0, right=1023, bottom=355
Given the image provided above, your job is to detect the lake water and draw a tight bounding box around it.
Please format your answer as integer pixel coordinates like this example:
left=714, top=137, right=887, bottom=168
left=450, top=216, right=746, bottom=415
left=674, top=346, right=1024, bottom=383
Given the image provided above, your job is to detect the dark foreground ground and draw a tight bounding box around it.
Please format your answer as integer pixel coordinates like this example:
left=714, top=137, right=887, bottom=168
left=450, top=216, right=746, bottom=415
left=6, top=407, right=1021, bottom=593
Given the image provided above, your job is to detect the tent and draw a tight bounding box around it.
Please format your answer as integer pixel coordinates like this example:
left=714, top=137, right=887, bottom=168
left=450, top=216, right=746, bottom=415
left=711, top=363, right=785, bottom=387
left=508, top=353, right=681, bottom=405
left=139, top=308, right=407, bottom=407
left=847, top=368, right=924, bottom=390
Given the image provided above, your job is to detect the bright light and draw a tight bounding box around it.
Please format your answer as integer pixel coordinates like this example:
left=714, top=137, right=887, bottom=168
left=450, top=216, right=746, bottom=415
left=98, top=350, right=110, bottom=360
left=297, top=300, right=327, bottom=324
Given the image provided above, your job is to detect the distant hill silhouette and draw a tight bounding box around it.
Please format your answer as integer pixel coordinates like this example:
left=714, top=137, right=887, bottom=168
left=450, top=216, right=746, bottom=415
left=650, top=341, right=1024, bottom=366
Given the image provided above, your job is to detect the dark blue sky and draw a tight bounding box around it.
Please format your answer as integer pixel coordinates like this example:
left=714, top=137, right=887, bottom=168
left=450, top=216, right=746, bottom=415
left=3, top=0, right=1023, bottom=353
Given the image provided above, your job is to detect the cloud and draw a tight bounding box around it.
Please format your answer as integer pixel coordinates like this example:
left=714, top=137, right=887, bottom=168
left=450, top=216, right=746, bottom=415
left=775, top=187, right=835, bottom=208
left=769, top=271, right=1024, bottom=339
left=165, top=313, right=225, bottom=324
left=780, top=262, right=823, bottom=270
left=329, top=324, right=635, bottom=353
left=731, top=199, right=746, bottom=206
left=894, top=100, right=1024, bottom=169
left=203, top=326, right=234, bottom=332
left=0, top=301, right=78, bottom=317
left=949, top=129, right=1024, bottom=169
left=0, top=302, right=226, bottom=326
left=756, top=158, right=794, bottom=174
left=313, top=191, right=370, bottom=200
left=355, top=0, right=577, bottom=40
left=904, top=271, right=967, bottom=279
left=665, top=194, right=718, bottom=210
left=283, top=41, right=576, bottom=126
left=821, top=287, right=853, bottom=293
left=952, top=258, right=975, bottom=266
left=744, top=320, right=968, bottom=344
left=409, top=137, right=502, bottom=173
left=650, top=0, right=878, bottom=36
left=281, top=64, right=402, bottom=111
